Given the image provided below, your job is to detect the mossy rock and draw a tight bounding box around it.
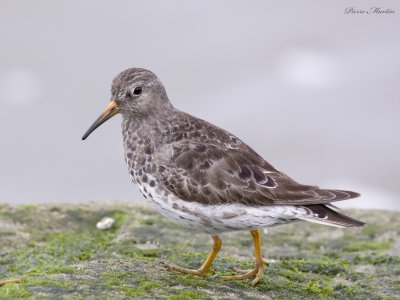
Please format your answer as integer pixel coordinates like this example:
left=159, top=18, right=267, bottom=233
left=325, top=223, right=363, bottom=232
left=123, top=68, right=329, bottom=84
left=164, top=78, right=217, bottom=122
left=0, top=202, right=399, bottom=299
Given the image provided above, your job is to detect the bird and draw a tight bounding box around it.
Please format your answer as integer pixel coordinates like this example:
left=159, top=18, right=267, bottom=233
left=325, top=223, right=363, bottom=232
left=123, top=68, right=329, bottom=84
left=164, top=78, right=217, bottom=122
left=82, top=68, right=364, bottom=286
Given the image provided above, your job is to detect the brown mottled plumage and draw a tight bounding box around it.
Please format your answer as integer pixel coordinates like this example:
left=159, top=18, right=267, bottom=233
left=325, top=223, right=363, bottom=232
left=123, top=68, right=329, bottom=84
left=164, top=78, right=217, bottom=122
left=82, top=68, right=364, bottom=285
left=154, top=113, right=359, bottom=207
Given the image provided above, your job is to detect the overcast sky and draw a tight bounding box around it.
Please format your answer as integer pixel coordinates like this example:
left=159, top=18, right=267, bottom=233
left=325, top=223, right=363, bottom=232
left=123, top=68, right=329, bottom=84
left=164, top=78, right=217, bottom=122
left=0, top=0, right=399, bottom=211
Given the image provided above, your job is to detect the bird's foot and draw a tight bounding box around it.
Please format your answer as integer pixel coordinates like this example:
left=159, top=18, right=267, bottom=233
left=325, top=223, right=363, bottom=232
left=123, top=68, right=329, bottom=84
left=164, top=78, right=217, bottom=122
left=220, top=262, right=265, bottom=286
left=160, top=262, right=215, bottom=277
left=0, top=278, right=20, bottom=287
left=232, top=258, right=268, bottom=271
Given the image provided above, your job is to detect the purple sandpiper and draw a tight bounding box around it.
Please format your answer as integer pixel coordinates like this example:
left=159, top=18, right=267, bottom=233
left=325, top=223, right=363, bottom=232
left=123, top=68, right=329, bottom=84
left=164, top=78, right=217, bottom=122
left=82, top=68, right=364, bottom=285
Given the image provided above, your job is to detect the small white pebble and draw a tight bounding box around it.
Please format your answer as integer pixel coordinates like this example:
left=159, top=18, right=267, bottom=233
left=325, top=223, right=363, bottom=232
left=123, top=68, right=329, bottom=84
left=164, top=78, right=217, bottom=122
left=96, top=217, right=115, bottom=230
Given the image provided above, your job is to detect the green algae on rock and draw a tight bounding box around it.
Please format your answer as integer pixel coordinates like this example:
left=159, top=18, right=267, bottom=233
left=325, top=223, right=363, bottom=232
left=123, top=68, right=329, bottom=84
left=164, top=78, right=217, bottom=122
left=0, top=202, right=399, bottom=299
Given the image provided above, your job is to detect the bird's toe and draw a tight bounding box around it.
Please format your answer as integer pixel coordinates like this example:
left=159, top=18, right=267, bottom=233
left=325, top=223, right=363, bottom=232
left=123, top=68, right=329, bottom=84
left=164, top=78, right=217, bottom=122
left=160, top=261, right=214, bottom=277
left=221, top=263, right=265, bottom=285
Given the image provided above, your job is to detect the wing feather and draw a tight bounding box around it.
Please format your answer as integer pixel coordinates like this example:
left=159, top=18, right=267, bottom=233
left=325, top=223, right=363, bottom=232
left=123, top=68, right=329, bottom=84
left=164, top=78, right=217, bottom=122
left=154, top=113, right=360, bottom=206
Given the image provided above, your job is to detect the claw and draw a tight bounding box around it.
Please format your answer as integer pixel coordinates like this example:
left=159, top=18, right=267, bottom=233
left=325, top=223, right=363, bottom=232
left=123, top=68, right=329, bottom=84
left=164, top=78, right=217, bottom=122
left=159, top=261, right=171, bottom=271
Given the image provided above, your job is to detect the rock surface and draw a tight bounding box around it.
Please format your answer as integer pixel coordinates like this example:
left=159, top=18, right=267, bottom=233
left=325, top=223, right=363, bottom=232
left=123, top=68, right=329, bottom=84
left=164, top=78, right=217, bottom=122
left=0, top=202, right=399, bottom=299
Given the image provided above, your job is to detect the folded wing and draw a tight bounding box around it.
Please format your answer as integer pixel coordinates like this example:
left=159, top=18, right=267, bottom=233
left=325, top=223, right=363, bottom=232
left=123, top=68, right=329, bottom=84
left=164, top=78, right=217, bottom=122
left=156, top=142, right=360, bottom=207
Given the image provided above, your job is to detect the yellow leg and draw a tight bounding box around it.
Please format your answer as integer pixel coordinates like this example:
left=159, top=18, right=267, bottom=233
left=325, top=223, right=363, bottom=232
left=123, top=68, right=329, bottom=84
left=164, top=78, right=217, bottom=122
left=161, top=235, right=222, bottom=276
left=221, top=229, right=265, bottom=285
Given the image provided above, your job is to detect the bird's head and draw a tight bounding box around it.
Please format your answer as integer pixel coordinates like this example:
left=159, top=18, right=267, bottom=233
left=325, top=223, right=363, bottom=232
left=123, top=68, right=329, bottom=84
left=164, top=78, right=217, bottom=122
left=82, top=68, right=171, bottom=140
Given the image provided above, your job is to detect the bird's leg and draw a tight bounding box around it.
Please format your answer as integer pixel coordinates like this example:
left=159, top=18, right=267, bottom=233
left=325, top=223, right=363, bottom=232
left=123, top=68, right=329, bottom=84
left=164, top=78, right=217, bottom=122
left=221, top=228, right=265, bottom=285
left=161, top=235, right=222, bottom=276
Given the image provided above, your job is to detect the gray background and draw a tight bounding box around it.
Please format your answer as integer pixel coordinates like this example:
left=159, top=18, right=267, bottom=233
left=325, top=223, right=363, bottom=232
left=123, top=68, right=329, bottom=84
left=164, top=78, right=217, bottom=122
left=1, top=1, right=399, bottom=210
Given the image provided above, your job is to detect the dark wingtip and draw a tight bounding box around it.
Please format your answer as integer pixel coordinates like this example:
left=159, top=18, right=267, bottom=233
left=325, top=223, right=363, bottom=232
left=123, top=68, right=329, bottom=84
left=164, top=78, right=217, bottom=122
left=340, top=214, right=366, bottom=227
left=346, top=190, right=361, bottom=199
left=306, top=204, right=366, bottom=227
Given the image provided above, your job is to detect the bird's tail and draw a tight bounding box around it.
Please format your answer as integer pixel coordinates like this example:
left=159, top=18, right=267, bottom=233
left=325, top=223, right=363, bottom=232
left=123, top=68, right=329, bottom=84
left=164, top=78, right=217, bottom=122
left=297, top=204, right=365, bottom=228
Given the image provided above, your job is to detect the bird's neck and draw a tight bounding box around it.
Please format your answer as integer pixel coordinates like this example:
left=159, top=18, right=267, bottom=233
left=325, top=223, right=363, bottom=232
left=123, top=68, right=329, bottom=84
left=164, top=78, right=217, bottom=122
left=121, top=110, right=176, bottom=168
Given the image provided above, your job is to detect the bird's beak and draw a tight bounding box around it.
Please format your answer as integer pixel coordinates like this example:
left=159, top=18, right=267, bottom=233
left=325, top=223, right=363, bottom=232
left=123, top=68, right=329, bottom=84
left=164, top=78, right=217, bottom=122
left=82, top=99, right=120, bottom=140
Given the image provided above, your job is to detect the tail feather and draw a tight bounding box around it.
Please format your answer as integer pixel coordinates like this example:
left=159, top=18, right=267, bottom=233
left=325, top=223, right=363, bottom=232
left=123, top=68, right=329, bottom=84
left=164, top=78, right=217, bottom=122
left=298, top=204, right=365, bottom=228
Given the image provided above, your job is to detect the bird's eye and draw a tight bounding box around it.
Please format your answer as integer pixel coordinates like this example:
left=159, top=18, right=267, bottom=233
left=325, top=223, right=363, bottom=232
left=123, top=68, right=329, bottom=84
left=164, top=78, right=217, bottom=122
left=133, top=87, right=142, bottom=95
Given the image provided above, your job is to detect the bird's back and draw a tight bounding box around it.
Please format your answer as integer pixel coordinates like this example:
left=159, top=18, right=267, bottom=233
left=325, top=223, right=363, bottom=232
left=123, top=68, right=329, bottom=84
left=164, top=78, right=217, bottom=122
left=152, top=109, right=360, bottom=207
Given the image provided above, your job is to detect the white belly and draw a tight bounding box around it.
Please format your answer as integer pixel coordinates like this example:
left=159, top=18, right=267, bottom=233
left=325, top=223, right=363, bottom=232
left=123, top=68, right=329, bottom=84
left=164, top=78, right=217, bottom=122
left=134, top=176, right=305, bottom=234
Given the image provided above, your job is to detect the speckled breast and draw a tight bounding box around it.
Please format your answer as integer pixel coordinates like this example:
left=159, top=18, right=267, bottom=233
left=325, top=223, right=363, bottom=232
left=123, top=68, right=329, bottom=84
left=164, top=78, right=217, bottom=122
left=122, top=120, right=159, bottom=199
